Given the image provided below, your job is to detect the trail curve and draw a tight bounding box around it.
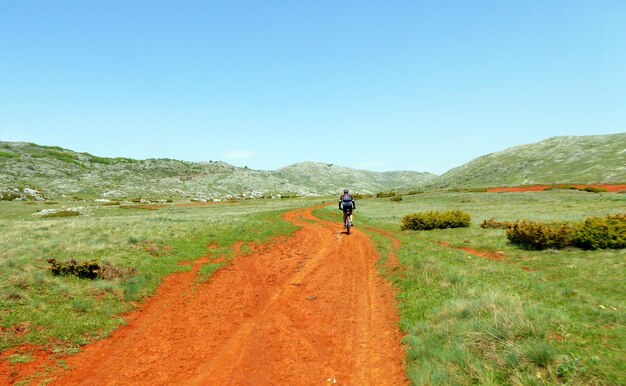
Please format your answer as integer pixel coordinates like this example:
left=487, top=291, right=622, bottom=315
left=52, top=205, right=406, bottom=385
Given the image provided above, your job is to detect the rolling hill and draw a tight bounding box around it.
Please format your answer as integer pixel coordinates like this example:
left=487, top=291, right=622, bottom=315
left=425, top=133, right=626, bottom=189
left=0, top=142, right=435, bottom=199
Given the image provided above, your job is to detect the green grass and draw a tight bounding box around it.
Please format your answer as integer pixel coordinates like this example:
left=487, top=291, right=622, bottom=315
left=318, top=190, right=625, bottom=385
left=0, top=151, right=19, bottom=158
left=2, top=190, right=624, bottom=384
left=0, top=197, right=317, bottom=354
left=45, top=150, right=80, bottom=165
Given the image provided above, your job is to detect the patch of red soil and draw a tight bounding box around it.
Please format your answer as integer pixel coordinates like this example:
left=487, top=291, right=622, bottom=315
left=488, top=184, right=626, bottom=193
left=437, top=242, right=505, bottom=261
left=5, top=206, right=406, bottom=385
left=0, top=344, right=58, bottom=384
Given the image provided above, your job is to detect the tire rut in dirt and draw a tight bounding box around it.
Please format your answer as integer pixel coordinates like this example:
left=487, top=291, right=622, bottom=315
left=53, top=206, right=406, bottom=385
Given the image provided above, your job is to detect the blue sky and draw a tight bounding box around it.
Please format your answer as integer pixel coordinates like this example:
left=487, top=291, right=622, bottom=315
left=1, top=1, right=624, bottom=174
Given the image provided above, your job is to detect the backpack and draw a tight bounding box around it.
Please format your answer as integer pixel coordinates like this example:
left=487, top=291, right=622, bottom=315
left=341, top=194, right=353, bottom=208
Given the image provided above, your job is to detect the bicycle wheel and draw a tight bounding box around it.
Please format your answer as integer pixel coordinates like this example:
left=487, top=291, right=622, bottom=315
left=346, top=215, right=351, bottom=235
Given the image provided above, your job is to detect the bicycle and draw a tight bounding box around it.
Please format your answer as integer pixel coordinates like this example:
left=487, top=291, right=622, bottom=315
left=343, top=207, right=353, bottom=235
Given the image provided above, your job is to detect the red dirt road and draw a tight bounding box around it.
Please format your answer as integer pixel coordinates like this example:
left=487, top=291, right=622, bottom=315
left=48, top=206, right=406, bottom=385
left=487, top=184, right=626, bottom=193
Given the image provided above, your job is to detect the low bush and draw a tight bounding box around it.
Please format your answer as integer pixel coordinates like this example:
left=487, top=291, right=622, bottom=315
left=376, top=191, right=396, bottom=198
left=40, top=209, right=80, bottom=218
left=46, top=150, right=79, bottom=164
left=544, top=185, right=577, bottom=191
left=580, top=187, right=606, bottom=193
left=401, top=210, right=471, bottom=231
left=390, top=195, right=403, bottom=202
left=0, top=151, right=18, bottom=158
left=1, top=191, right=21, bottom=201
left=89, top=156, right=114, bottom=165
left=48, top=258, right=100, bottom=279
left=506, top=214, right=625, bottom=250
left=505, top=220, right=574, bottom=250
left=480, top=218, right=515, bottom=229
left=47, top=259, right=136, bottom=280
left=574, top=214, right=626, bottom=250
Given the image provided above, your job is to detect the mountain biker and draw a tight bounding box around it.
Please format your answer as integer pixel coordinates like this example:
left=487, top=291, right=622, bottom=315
left=338, top=189, right=356, bottom=228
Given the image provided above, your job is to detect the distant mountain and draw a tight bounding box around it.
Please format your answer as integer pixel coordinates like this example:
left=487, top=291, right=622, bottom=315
left=0, top=142, right=436, bottom=199
left=276, top=162, right=432, bottom=195
left=425, top=133, right=626, bottom=189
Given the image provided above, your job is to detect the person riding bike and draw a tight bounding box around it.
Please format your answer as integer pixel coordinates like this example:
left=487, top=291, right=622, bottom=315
left=338, top=189, right=356, bottom=228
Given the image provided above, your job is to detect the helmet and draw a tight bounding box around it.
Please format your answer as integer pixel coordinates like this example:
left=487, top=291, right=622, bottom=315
left=343, top=189, right=349, bottom=194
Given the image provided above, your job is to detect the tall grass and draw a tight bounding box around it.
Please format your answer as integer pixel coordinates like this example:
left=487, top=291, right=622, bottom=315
left=319, top=189, right=625, bottom=384
left=0, top=197, right=315, bottom=353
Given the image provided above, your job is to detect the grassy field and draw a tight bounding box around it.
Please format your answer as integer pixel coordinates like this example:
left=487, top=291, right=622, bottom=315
left=0, top=197, right=320, bottom=360
left=2, top=190, right=624, bottom=385
left=318, top=189, right=625, bottom=385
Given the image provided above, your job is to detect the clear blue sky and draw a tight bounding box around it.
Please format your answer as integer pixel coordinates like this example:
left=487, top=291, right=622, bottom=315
left=1, top=1, right=624, bottom=174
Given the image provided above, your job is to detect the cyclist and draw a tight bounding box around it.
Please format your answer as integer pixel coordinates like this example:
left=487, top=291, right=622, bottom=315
left=338, top=188, right=356, bottom=228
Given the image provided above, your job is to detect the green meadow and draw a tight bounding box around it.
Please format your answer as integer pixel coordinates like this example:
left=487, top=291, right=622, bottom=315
left=318, top=189, right=625, bottom=385
left=0, top=197, right=318, bottom=358
left=1, top=189, right=624, bottom=385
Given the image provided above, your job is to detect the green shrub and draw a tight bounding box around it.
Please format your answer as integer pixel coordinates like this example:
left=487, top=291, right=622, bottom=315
left=506, top=214, right=625, bottom=250
left=47, top=258, right=100, bottom=279
left=89, top=156, right=114, bottom=165
left=480, top=218, right=515, bottom=229
left=47, top=150, right=79, bottom=164
left=1, top=191, right=21, bottom=201
left=390, top=195, right=403, bottom=202
left=401, top=210, right=471, bottom=231
left=47, top=258, right=135, bottom=280
left=574, top=214, right=626, bottom=250
left=506, top=220, right=574, bottom=250
left=579, top=187, right=607, bottom=193
left=449, top=187, right=488, bottom=193
left=0, top=151, right=18, bottom=158
left=376, top=191, right=396, bottom=198
left=41, top=210, right=80, bottom=218
left=545, top=184, right=577, bottom=191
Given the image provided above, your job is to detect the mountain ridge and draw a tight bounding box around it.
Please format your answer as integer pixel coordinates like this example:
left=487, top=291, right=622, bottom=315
left=425, top=133, right=626, bottom=189
left=2, top=133, right=625, bottom=199
left=0, top=142, right=435, bottom=199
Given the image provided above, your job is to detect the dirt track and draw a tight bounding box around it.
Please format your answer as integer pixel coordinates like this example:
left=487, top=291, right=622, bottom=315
left=487, top=184, right=626, bottom=192
left=51, top=206, right=406, bottom=385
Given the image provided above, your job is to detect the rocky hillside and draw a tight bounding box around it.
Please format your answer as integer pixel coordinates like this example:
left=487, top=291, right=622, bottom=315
left=0, top=142, right=436, bottom=199
left=425, top=133, right=626, bottom=189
